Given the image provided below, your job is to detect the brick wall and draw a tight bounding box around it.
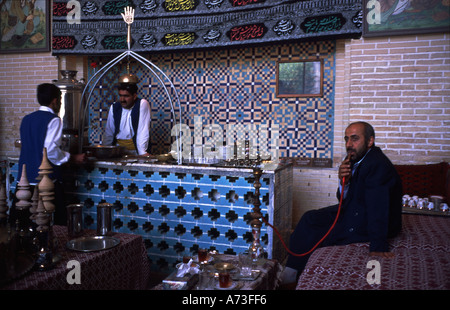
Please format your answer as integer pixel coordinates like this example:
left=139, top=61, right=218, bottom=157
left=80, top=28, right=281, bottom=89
left=348, top=33, right=450, bottom=164
left=0, top=52, right=59, bottom=158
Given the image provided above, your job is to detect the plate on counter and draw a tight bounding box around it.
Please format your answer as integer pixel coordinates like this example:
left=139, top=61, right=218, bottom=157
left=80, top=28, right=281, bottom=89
left=66, top=236, right=120, bottom=252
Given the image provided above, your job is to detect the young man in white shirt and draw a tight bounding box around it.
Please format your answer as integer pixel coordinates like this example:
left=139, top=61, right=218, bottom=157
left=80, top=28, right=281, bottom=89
left=17, top=83, right=85, bottom=225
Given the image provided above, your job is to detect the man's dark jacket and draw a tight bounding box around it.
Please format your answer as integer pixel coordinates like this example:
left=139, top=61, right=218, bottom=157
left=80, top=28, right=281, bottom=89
left=331, top=146, right=403, bottom=252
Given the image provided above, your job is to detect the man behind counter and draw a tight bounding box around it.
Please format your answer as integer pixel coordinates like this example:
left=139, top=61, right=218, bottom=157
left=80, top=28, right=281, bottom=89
left=103, top=82, right=151, bottom=156
left=18, top=83, right=86, bottom=225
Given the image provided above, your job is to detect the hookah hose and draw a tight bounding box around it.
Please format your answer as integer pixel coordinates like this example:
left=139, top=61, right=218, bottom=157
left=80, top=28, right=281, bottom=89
left=261, top=176, right=346, bottom=257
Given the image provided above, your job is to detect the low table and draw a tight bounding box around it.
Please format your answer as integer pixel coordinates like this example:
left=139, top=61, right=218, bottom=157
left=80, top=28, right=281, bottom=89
left=1, top=226, right=150, bottom=290
left=153, top=254, right=282, bottom=290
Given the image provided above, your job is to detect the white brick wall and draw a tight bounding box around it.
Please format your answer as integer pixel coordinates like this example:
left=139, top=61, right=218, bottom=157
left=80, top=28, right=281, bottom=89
left=0, top=53, right=59, bottom=158
left=0, top=54, right=86, bottom=159
left=348, top=33, right=450, bottom=165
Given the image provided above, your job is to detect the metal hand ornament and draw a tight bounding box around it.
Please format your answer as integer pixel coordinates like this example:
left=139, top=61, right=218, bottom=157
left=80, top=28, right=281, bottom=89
left=121, top=6, right=135, bottom=50
left=121, top=6, right=135, bottom=24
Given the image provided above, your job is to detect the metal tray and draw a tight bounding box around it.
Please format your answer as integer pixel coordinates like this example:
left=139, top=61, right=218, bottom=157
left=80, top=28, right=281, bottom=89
left=66, top=236, right=120, bottom=252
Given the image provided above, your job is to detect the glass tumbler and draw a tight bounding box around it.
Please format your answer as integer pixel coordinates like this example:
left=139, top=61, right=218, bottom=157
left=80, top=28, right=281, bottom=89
left=96, top=203, right=113, bottom=236
left=66, top=204, right=83, bottom=238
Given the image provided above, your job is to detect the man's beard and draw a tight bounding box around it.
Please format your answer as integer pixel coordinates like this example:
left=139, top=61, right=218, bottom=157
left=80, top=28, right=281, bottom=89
left=347, top=143, right=369, bottom=163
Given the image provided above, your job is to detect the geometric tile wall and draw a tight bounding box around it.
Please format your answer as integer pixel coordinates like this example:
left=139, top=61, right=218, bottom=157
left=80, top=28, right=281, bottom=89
left=86, top=40, right=335, bottom=160
left=63, top=163, right=292, bottom=272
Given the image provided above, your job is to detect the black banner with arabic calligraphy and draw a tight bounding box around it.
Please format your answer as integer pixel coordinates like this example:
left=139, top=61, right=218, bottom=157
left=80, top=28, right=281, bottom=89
left=52, top=0, right=362, bottom=55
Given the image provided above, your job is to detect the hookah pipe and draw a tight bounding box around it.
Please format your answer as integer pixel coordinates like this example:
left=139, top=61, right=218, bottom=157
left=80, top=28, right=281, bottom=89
left=256, top=165, right=347, bottom=257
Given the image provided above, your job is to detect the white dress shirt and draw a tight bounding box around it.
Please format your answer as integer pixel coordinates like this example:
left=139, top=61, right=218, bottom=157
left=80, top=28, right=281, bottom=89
left=40, top=106, right=71, bottom=166
left=103, top=99, right=151, bottom=155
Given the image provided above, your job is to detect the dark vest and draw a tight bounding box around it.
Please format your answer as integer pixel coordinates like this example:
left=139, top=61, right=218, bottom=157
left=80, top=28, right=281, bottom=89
left=18, top=110, right=60, bottom=184
left=112, top=99, right=140, bottom=150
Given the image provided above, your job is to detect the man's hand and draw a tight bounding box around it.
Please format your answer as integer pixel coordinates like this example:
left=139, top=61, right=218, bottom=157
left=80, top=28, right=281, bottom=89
left=338, top=157, right=352, bottom=185
left=369, top=251, right=395, bottom=259
left=70, top=153, right=87, bottom=164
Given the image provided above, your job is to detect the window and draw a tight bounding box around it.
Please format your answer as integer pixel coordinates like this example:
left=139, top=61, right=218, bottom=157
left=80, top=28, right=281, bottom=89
left=276, top=60, right=323, bottom=97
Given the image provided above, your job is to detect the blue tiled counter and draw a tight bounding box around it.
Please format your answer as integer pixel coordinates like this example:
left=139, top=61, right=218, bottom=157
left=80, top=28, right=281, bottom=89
left=7, top=158, right=292, bottom=273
